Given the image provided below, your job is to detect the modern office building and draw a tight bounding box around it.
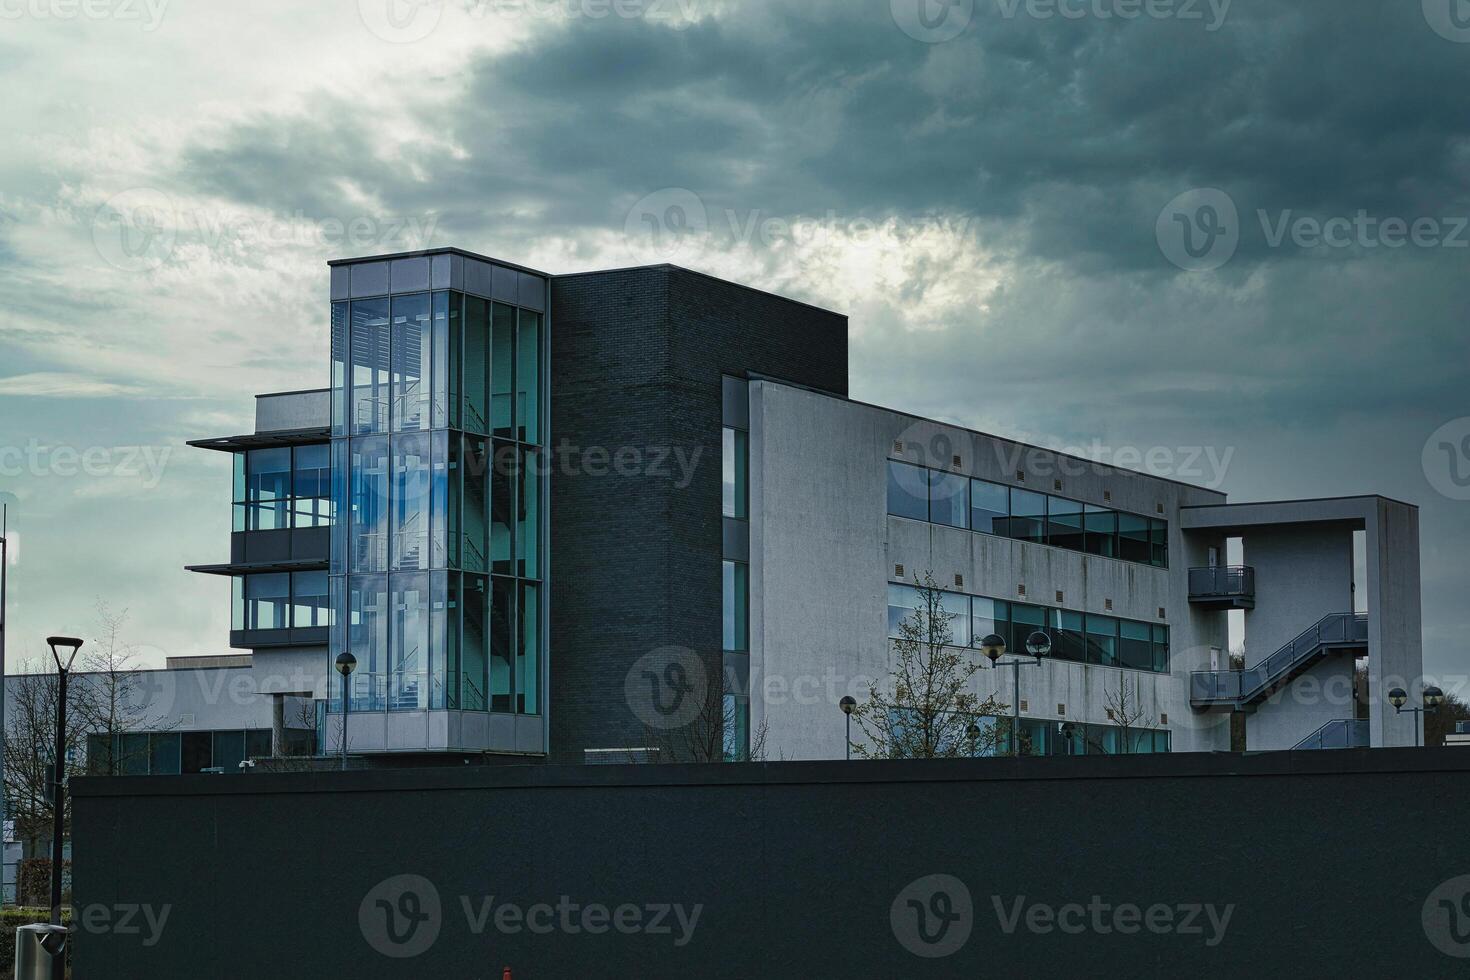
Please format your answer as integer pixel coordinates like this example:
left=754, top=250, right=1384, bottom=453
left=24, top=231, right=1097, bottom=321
left=179, top=247, right=1426, bottom=766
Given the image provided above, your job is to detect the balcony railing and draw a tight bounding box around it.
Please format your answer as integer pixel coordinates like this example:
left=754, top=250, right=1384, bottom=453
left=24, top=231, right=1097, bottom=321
left=1294, top=719, right=1370, bottom=750
left=1188, top=565, right=1256, bottom=607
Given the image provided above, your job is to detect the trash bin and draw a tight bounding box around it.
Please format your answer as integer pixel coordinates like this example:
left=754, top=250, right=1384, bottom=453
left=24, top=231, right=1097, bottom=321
left=13, top=923, right=66, bottom=979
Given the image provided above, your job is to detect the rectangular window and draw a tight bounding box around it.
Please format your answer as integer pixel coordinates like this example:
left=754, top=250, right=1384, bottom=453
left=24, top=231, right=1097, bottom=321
left=349, top=436, right=390, bottom=573
left=972, top=597, right=1009, bottom=648
left=722, top=693, right=750, bottom=763
left=1150, top=518, right=1169, bottom=568
left=1008, top=490, right=1048, bottom=545
left=723, top=561, right=749, bottom=651
left=292, top=571, right=329, bottom=628
left=245, top=729, right=273, bottom=761
left=1086, top=614, right=1119, bottom=667
left=517, top=309, right=541, bottom=444
left=391, top=432, right=431, bottom=571
left=1051, top=609, right=1086, bottom=662
left=460, top=574, right=488, bottom=711
left=331, top=301, right=349, bottom=437
left=181, top=732, right=212, bottom=774
left=1119, top=620, right=1153, bottom=670
left=1010, top=604, right=1045, bottom=656
left=722, top=428, right=749, bottom=519
left=148, top=732, right=181, bottom=775
left=462, top=436, right=489, bottom=573
left=490, top=442, right=514, bottom=575
left=212, top=731, right=245, bottom=773
left=1153, top=624, right=1171, bottom=673
left=1047, top=497, right=1085, bottom=552
left=1117, top=514, right=1151, bottom=564
left=292, top=444, right=332, bottom=528
left=350, top=298, right=391, bottom=435
left=391, top=292, right=433, bottom=432
left=490, top=576, right=514, bottom=713
left=517, top=582, right=539, bottom=714
left=939, top=590, right=970, bottom=647
left=244, top=447, right=291, bottom=531
left=1084, top=504, right=1117, bottom=558
left=348, top=574, right=389, bottom=711
left=491, top=303, right=515, bottom=439
left=430, top=571, right=448, bottom=710
left=462, top=296, right=490, bottom=434
left=431, top=291, right=451, bottom=429
left=928, top=471, right=969, bottom=529
left=517, top=448, right=540, bottom=579
left=244, top=573, right=290, bottom=630
left=886, top=461, right=929, bottom=522
left=887, top=584, right=922, bottom=639
left=389, top=572, right=430, bottom=711
left=971, top=480, right=1009, bottom=536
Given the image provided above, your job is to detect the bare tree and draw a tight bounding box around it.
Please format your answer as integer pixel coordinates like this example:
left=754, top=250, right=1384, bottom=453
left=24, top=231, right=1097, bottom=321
left=637, top=681, right=771, bottom=764
left=849, top=572, right=1006, bottom=760
left=75, top=602, right=173, bottom=775
left=1090, top=675, right=1151, bottom=754
left=3, top=659, right=90, bottom=857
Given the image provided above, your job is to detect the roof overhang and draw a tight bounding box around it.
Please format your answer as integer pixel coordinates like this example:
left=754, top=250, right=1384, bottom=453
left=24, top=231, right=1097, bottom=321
left=187, top=427, right=330, bottom=452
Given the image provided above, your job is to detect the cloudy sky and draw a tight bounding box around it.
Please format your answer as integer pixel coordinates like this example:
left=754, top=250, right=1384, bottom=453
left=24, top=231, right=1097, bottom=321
left=1, top=0, right=1467, bottom=682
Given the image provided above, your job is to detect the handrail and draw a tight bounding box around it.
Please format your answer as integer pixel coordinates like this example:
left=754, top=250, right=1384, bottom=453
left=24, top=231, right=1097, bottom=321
left=1191, top=612, right=1368, bottom=704
left=1293, top=718, right=1370, bottom=750
left=1188, top=565, right=1255, bottom=597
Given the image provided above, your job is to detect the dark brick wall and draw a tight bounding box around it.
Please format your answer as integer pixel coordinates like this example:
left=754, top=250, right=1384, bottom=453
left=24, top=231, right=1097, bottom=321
left=549, top=265, right=847, bottom=762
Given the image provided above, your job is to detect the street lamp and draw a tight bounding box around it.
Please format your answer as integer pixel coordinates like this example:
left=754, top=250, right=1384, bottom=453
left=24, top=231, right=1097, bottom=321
left=46, top=634, right=82, bottom=974
left=1389, top=685, right=1444, bottom=747
left=983, top=631, right=1051, bottom=757
left=965, top=720, right=982, bottom=758
left=335, top=652, right=357, bottom=771
left=839, top=696, right=857, bottom=761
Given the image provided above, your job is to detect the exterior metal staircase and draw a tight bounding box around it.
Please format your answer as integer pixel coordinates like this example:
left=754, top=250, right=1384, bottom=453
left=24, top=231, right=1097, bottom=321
left=1190, top=612, right=1368, bottom=708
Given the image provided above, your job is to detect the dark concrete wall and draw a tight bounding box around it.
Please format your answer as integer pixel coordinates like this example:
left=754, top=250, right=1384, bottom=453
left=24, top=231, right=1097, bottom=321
left=71, top=750, right=1470, bottom=976
left=548, top=265, right=847, bottom=762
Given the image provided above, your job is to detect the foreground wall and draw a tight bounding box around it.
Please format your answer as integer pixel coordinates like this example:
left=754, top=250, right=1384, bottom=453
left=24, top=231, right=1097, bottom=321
left=72, top=752, right=1470, bottom=976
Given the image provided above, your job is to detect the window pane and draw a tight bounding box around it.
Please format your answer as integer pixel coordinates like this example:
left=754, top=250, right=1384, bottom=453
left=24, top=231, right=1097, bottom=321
left=431, top=292, right=450, bottom=429
left=391, top=292, right=432, bottom=431
left=348, top=574, right=389, bottom=711
left=331, top=301, right=349, bottom=437
left=491, top=577, right=514, bottom=712
left=1051, top=609, right=1086, bottom=662
left=245, top=448, right=291, bottom=531
left=517, top=309, right=541, bottom=444
left=350, top=436, right=390, bottom=573
left=1008, top=490, right=1047, bottom=545
left=517, top=582, right=539, bottom=714
left=463, top=296, right=490, bottom=434
left=940, top=590, right=970, bottom=646
left=723, top=694, right=749, bottom=763
left=971, top=480, right=1009, bottom=535
left=391, top=432, right=431, bottom=571
left=292, top=571, right=329, bottom=628
left=1150, top=518, right=1169, bottom=567
left=430, top=571, right=447, bottom=710
left=149, top=732, right=181, bottom=775
left=389, top=571, right=430, bottom=711
left=181, top=732, right=212, bottom=774
left=723, top=561, right=749, bottom=651
left=1084, top=504, right=1117, bottom=558
left=1118, top=514, right=1151, bottom=564
left=1086, top=614, right=1119, bottom=667
left=245, top=729, right=273, bottom=761
left=1153, top=625, right=1170, bottom=672
left=1010, top=604, right=1044, bottom=655
left=291, top=445, right=331, bottom=528
left=1047, top=497, right=1085, bottom=552
left=1119, top=620, right=1152, bottom=670
left=972, top=597, right=1008, bottom=647
left=245, top=573, right=290, bottom=630
left=723, top=428, right=749, bottom=519
left=517, top=448, right=540, bottom=579
left=461, top=574, right=488, bottom=710
left=231, top=576, right=245, bottom=631
left=886, top=461, right=929, bottom=521
left=491, top=303, right=515, bottom=439
left=212, top=731, right=245, bottom=772
left=887, top=584, right=922, bottom=639
left=350, top=298, right=390, bottom=435
left=491, top=442, right=514, bottom=575
left=929, top=471, right=969, bottom=529
left=444, top=572, right=460, bottom=709
left=462, top=436, right=489, bottom=573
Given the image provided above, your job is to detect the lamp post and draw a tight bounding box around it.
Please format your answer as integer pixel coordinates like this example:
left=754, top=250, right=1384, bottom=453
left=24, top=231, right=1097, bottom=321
left=839, top=696, right=856, bottom=761
left=46, top=634, right=82, bottom=975
left=335, top=652, right=357, bottom=770
left=1, top=505, right=10, bottom=823
left=1388, top=685, right=1444, bottom=748
left=981, top=631, right=1052, bottom=757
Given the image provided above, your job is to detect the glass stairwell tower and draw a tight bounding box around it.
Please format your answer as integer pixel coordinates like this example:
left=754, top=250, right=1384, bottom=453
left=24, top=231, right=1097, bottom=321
left=327, top=250, right=549, bottom=758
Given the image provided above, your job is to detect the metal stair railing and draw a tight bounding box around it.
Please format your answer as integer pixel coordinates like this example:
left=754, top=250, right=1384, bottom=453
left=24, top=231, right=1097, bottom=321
left=1293, top=718, right=1370, bottom=750
left=1191, top=612, right=1368, bottom=705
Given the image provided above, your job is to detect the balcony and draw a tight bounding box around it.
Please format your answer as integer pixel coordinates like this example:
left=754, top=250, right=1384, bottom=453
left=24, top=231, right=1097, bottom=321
left=1188, top=565, right=1256, bottom=609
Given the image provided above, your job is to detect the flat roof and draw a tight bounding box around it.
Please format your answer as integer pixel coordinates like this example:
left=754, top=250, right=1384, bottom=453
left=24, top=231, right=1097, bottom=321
left=326, top=247, right=551, bottom=279
left=188, top=427, right=330, bottom=453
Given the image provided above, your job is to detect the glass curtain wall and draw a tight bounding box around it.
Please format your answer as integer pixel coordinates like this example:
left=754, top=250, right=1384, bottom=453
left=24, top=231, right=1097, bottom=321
left=330, top=288, right=545, bottom=717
